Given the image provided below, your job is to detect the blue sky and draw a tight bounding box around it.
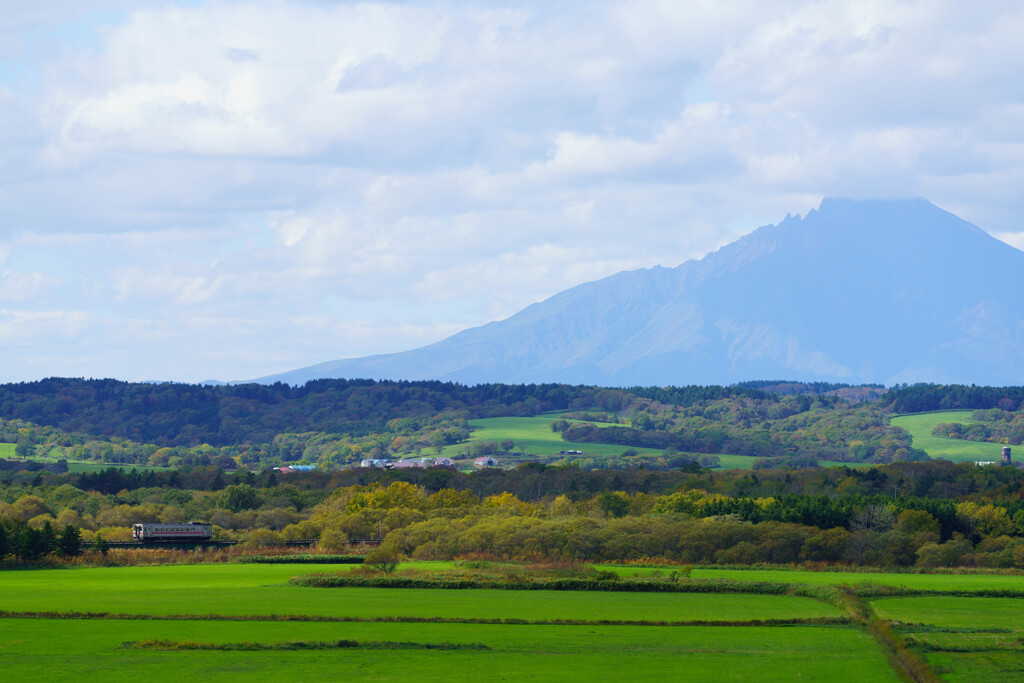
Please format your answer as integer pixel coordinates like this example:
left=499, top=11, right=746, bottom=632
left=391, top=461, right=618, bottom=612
left=3, top=0, right=1024, bottom=382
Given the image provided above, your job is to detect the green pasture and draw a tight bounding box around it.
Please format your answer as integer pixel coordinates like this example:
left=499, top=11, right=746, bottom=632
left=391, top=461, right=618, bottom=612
left=922, top=651, right=1024, bottom=683
left=63, top=461, right=173, bottom=473
left=890, top=411, right=1006, bottom=463
left=450, top=416, right=652, bottom=458
left=444, top=416, right=761, bottom=469
left=873, top=594, right=1024, bottom=681
left=441, top=417, right=881, bottom=471
left=591, top=565, right=1024, bottom=591
left=0, top=618, right=896, bottom=682
left=0, top=441, right=171, bottom=473
left=0, top=564, right=839, bottom=621
left=873, top=596, right=1024, bottom=629
left=695, top=568, right=1024, bottom=592
left=12, top=562, right=1024, bottom=680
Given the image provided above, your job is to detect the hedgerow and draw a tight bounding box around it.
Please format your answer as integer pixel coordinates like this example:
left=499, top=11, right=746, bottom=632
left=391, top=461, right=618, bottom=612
left=233, top=554, right=364, bottom=564
left=288, top=574, right=798, bottom=594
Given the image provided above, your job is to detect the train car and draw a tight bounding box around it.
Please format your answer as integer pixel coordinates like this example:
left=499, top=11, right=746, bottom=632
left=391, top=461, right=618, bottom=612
left=132, top=522, right=213, bottom=542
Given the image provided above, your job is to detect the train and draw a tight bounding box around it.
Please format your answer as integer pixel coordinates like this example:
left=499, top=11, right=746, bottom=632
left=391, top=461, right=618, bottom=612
left=132, top=522, right=213, bottom=543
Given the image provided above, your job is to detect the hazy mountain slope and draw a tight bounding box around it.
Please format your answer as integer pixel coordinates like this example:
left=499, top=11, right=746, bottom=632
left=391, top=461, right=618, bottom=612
left=253, top=198, right=1024, bottom=386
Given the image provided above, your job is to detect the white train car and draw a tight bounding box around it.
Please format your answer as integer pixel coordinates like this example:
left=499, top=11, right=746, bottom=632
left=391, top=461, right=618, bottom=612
left=132, top=522, right=213, bottom=542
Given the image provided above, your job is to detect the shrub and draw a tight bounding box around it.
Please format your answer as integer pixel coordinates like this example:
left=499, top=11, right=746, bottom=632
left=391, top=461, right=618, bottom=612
left=318, top=528, right=349, bottom=552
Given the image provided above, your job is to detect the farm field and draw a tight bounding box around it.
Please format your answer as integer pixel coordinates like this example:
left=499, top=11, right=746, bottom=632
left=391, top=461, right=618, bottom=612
left=4, top=561, right=1024, bottom=679
left=447, top=415, right=656, bottom=458
left=689, top=567, right=1024, bottom=592
left=872, top=596, right=1024, bottom=629
left=0, top=564, right=839, bottom=621
left=444, top=416, right=763, bottom=469
left=0, top=562, right=901, bottom=682
left=0, top=442, right=171, bottom=472
left=0, top=618, right=895, bottom=682
left=442, top=416, right=878, bottom=470
left=871, top=594, right=1024, bottom=681
left=890, top=411, right=1005, bottom=463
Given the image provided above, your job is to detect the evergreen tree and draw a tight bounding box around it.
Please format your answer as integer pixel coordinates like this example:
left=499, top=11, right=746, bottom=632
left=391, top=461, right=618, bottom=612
left=93, top=533, right=109, bottom=556
left=57, top=525, right=81, bottom=557
left=15, top=528, right=45, bottom=561
left=40, top=521, right=57, bottom=555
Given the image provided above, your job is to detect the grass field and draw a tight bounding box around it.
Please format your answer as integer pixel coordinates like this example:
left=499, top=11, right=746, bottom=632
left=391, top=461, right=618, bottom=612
left=0, top=563, right=904, bottom=681
left=695, top=568, right=1024, bottom=592
left=889, top=411, right=1006, bottom=463
left=871, top=594, right=1024, bottom=681
left=443, top=416, right=659, bottom=459
left=434, top=416, right=766, bottom=470
left=0, top=564, right=840, bottom=621
left=433, top=416, right=881, bottom=471
left=5, top=561, right=1024, bottom=679
left=872, top=596, right=1024, bottom=629
left=0, top=619, right=896, bottom=682
left=0, top=442, right=171, bottom=472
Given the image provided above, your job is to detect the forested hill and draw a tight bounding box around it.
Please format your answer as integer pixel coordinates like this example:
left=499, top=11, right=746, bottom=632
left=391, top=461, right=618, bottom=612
left=884, top=384, right=1024, bottom=413
left=0, top=378, right=1021, bottom=469
left=0, top=378, right=768, bottom=447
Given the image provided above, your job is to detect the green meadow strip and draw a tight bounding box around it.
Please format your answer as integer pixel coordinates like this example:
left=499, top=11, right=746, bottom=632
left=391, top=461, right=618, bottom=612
left=852, top=586, right=1024, bottom=599
left=0, top=609, right=848, bottom=628
left=902, top=635, right=1024, bottom=653
left=121, top=639, right=491, bottom=651
left=891, top=624, right=1014, bottom=634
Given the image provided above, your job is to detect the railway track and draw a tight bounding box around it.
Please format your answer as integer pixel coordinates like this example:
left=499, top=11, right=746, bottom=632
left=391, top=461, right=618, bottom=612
left=79, top=538, right=383, bottom=549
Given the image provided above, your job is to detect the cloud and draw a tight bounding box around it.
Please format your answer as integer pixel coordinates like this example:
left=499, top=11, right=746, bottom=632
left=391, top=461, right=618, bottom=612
left=2, top=1, right=1024, bottom=381
left=0, top=270, right=62, bottom=302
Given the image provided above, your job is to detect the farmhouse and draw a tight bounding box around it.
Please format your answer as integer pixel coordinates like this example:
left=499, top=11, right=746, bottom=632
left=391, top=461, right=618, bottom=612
left=359, top=459, right=391, bottom=468
left=392, top=460, right=422, bottom=469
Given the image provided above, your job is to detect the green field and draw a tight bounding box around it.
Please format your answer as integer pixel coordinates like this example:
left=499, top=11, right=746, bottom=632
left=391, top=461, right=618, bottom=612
left=0, top=564, right=839, bottom=621
left=600, top=566, right=1024, bottom=592
left=890, top=411, right=1006, bottom=463
left=871, top=594, right=1024, bottom=681
left=873, top=596, right=1024, bottom=629
left=448, top=416, right=657, bottom=458
left=437, top=416, right=766, bottom=470
left=0, top=563, right=906, bottom=681
left=6, top=562, right=1024, bottom=679
left=435, top=416, right=879, bottom=471
left=0, top=442, right=170, bottom=472
left=0, top=618, right=895, bottom=682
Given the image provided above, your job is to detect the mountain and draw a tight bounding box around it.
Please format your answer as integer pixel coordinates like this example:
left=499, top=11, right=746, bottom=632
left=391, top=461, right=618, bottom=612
left=252, top=198, right=1024, bottom=387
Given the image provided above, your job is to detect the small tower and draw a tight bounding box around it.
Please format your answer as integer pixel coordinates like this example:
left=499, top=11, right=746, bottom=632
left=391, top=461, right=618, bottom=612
left=1001, top=446, right=1012, bottom=465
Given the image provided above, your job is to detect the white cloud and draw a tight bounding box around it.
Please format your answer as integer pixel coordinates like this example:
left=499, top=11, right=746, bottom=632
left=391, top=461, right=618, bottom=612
left=0, top=271, right=62, bottom=302
left=1, top=1, right=1024, bottom=381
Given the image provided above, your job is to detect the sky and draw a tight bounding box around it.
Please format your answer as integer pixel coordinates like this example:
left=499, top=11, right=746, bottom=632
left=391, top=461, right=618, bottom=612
left=3, top=0, right=1024, bottom=383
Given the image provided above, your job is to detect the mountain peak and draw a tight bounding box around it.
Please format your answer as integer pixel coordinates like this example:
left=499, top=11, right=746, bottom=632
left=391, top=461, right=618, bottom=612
left=250, top=199, right=1024, bottom=387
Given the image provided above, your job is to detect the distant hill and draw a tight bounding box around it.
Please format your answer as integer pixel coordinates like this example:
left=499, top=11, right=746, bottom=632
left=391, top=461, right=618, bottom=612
left=253, top=198, right=1024, bottom=386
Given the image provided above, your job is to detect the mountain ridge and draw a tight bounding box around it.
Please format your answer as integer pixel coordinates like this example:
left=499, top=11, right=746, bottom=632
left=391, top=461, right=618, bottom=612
left=250, top=198, right=1024, bottom=386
